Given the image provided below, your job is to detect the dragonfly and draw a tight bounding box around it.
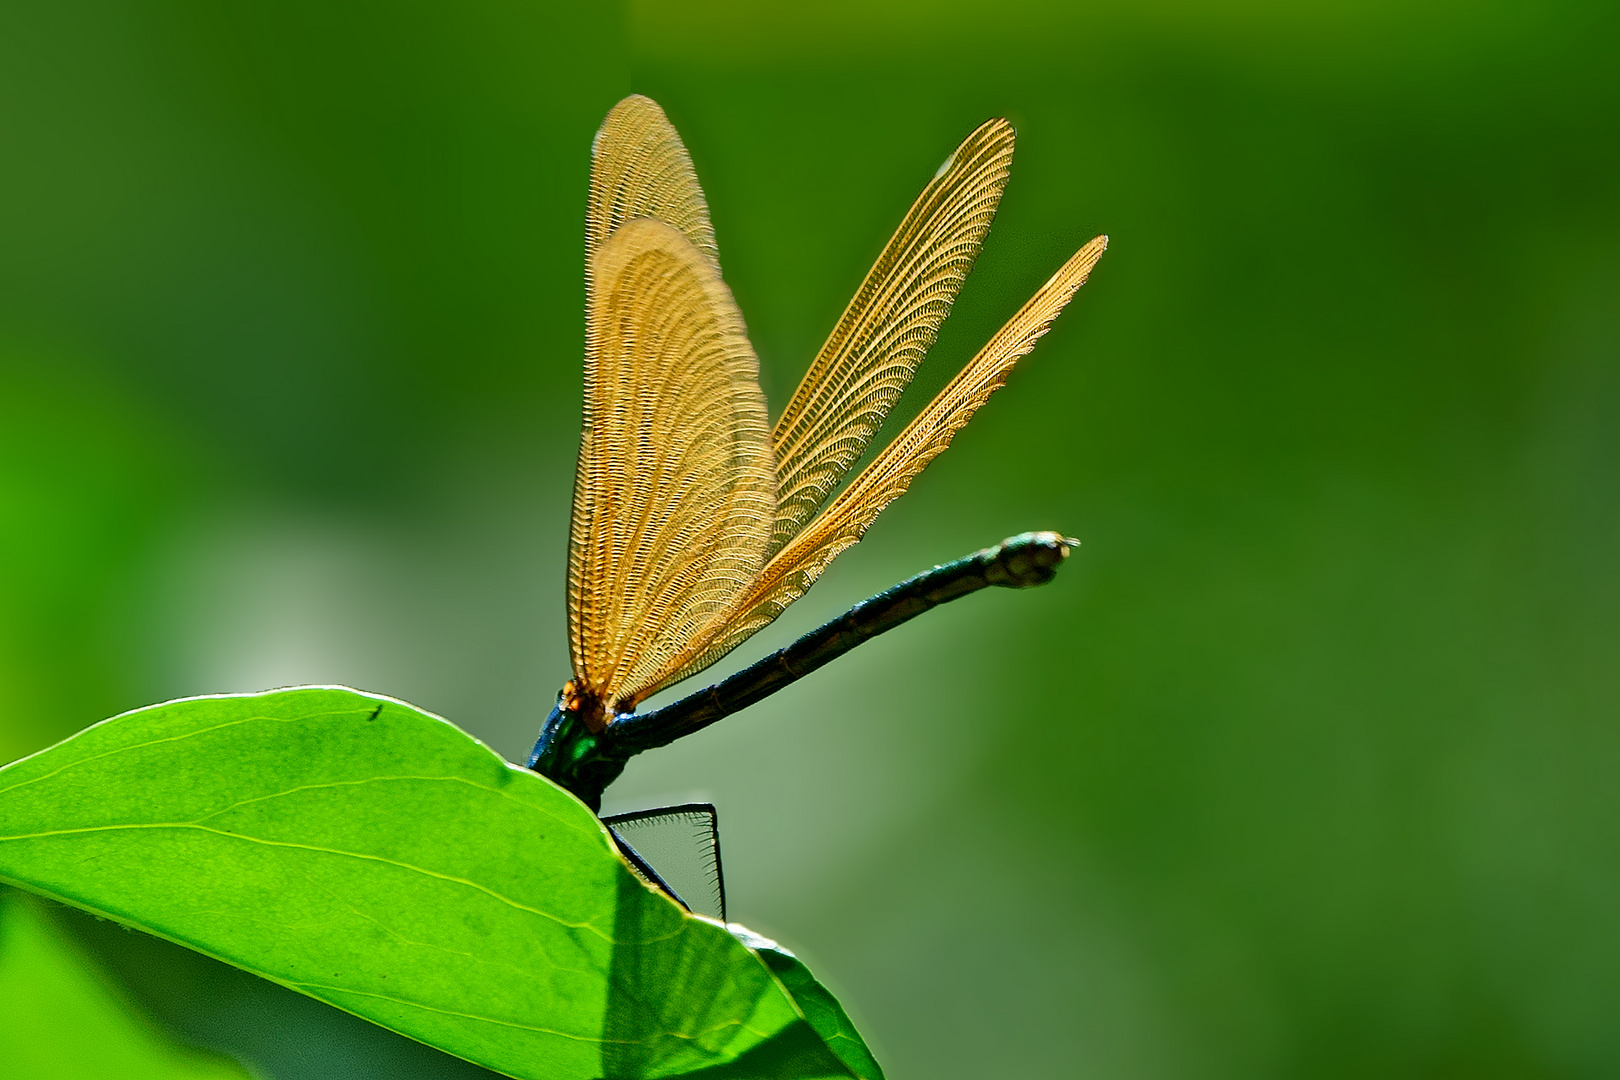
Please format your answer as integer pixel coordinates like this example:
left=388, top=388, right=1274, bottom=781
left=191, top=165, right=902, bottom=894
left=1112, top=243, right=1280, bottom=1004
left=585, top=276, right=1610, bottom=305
left=527, top=95, right=1106, bottom=918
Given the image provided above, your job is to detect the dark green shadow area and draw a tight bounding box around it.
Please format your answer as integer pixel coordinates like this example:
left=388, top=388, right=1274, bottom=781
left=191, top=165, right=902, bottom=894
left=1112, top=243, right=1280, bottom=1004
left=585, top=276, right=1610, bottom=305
left=0, top=888, right=253, bottom=1080
left=669, top=1021, right=857, bottom=1080
left=749, top=934, right=884, bottom=1080
left=604, top=873, right=853, bottom=1079
left=54, top=900, right=505, bottom=1080
left=51, top=868, right=861, bottom=1080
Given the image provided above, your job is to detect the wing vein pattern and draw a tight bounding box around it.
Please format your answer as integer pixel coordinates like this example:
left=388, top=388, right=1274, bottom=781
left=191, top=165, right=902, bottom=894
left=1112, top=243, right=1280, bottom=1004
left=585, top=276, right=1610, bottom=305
left=565, top=94, right=1107, bottom=719
left=662, top=235, right=1109, bottom=688
left=769, top=119, right=1015, bottom=554
left=570, top=96, right=775, bottom=719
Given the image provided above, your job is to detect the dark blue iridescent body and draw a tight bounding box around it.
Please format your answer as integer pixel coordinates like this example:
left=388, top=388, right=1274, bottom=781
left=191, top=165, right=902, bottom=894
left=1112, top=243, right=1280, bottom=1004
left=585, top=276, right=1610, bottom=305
left=528, top=531, right=1073, bottom=811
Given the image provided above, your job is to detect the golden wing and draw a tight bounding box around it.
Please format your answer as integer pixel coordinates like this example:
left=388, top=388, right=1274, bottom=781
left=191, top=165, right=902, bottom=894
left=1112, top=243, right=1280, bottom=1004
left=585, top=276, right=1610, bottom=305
left=569, top=98, right=775, bottom=727
left=769, top=119, right=1016, bottom=554
left=571, top=94, right=725, bottom=705
left=663, top=236, right=1109, bottom=686
left=586, top=95, right=718, bottom=273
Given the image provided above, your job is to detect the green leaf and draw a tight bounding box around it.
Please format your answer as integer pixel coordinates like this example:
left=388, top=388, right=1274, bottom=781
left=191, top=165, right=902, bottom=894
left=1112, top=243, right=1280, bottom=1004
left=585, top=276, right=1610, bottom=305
left=732, top=928, right=886, bottom=1080
left=0, top=888, right=254, bottom=1079
left=0, top=687, right=857, bottom=1080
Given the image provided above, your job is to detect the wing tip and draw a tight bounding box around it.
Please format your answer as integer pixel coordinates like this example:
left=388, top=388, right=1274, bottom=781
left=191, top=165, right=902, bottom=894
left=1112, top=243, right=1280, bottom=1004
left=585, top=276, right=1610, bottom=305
left=608, top=93, right=665, bottom=119
left=596, top=95, right=676, bottom=150
left=974, top=116, right=1018, bottom=156
left=1060, top=233, right=1110, bottom=286
left=936, top=117, right=1016, bottom=179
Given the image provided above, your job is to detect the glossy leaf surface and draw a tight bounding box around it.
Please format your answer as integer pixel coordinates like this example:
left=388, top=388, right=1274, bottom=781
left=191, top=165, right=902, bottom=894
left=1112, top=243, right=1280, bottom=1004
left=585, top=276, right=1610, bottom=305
left=0, top=688, right=855, bottom=1080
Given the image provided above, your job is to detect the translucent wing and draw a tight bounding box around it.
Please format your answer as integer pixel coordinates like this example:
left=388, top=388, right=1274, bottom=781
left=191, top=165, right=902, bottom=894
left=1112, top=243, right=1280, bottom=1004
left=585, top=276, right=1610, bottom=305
left=569, top=217, right=775, bottom=720
left=586, top=95, right=718, bottom=274
left=663, top=236, right=1109, bottom=684
left=769, top=119, right=1016, bottom=553
left=569, top=96, right=774, bottom=723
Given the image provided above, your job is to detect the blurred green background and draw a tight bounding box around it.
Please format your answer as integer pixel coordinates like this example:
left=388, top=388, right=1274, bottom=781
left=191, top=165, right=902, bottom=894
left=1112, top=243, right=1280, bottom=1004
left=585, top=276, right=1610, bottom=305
left=2, top=0, right=1617, bottom=1077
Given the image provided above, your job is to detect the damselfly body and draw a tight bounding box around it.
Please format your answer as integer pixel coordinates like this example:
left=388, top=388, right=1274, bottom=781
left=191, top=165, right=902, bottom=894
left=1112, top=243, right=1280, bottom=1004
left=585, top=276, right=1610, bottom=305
left=527, top=96, right=1106, bottom=915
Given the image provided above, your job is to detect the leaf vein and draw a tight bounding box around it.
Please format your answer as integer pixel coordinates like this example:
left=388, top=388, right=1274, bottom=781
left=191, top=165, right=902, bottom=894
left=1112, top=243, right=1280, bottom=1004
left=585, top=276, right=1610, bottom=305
left=293, top=984, right=633, bottom=1045
left=190, top=773, right=596, bottom=839
left=0, top=709, right=360, bottom=798
left=0, top=822, right=617, bottom=941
